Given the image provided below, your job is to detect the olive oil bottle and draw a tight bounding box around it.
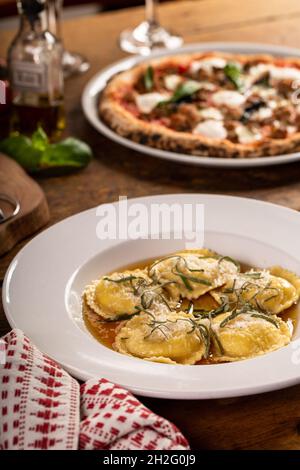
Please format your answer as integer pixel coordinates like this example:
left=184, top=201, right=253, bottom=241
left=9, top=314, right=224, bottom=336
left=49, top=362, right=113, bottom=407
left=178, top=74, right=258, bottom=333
left=7, top=0, right=65, bottom=139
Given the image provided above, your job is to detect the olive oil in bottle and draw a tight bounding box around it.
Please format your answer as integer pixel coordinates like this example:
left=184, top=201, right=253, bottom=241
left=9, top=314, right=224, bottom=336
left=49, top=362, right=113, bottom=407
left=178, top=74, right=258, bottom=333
left=7, top=0, right=65, bottom=139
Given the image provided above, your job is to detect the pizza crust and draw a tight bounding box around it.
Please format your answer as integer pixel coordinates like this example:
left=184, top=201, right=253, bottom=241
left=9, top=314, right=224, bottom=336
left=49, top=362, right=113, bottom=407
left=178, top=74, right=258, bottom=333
left=99, top=52, right=300, bottom=159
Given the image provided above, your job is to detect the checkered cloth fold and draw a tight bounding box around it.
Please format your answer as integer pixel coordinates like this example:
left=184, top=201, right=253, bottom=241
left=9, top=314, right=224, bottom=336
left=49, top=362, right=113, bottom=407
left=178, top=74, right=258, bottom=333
left=0, top=329, right=189, bottom=450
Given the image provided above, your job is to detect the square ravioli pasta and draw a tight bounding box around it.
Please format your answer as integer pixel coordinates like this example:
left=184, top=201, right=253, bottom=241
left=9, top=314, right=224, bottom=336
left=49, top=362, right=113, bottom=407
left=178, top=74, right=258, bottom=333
left=82, top=249, right=300, bottom=365
left=148, top=250, right=239, bottom=300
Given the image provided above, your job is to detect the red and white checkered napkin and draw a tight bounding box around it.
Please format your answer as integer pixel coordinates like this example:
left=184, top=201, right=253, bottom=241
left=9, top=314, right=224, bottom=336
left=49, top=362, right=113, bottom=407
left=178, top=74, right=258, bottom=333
left=0, top=329, right=189, bottom=450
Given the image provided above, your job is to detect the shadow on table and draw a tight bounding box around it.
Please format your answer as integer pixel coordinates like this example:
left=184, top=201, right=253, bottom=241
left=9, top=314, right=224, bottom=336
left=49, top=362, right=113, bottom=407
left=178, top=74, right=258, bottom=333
left=77, top=122, right=300, bottom=193
left=141, top=382, right=300, bottom=450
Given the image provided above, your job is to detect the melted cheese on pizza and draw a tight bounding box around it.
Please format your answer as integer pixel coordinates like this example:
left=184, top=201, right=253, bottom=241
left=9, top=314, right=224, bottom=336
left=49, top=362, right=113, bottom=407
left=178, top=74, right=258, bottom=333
left=193, top=120, right=227, bottom=139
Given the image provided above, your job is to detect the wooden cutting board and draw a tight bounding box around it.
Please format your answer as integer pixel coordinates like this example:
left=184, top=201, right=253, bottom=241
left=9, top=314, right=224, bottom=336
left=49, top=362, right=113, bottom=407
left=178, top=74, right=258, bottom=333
left=0, top=153, right=50, bottom=256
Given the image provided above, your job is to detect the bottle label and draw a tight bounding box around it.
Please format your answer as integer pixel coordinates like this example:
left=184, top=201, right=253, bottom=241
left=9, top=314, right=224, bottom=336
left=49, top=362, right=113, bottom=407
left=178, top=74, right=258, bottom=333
left=12, top=61, right=47, bottom=92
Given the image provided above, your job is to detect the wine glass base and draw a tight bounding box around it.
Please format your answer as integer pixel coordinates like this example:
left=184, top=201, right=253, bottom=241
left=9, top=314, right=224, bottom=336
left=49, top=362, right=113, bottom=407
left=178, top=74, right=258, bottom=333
left=119, top=21, right=183, bottom=55
left=62, top=51, right=90, bottom=78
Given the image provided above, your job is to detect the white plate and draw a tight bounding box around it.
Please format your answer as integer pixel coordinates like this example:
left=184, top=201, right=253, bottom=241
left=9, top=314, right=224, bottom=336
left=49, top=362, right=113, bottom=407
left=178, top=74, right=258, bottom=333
left=82, top=42, right=300, bottom=168
left=3, top=194, right=300, bottom=399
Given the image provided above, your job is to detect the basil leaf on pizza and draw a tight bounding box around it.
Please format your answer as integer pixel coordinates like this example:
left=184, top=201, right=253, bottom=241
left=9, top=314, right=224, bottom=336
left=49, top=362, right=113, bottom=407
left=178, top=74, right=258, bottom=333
left=144, top=66, right=154, bottom=91
left=224, top=62, right=243, bottom=90
left=159, top=80, right=202, bottom=107
left=170, top=80, right=203, bottom=102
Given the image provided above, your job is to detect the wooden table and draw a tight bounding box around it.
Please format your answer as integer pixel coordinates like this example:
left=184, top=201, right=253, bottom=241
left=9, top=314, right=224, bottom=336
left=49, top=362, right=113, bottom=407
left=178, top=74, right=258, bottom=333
left=1, top=0, right=300, bottom=450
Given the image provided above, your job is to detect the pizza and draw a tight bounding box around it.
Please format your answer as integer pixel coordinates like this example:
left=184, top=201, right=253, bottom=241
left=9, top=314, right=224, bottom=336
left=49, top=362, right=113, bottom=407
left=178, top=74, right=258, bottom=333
left=99, top=52, right=300, bottom=159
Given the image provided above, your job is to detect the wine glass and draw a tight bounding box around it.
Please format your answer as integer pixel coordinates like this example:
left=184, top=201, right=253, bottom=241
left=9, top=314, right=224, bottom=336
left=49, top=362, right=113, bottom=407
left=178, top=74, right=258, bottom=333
left=119, top=0, right=183, bottom=55
left=48, top=0, right=90, bottom=78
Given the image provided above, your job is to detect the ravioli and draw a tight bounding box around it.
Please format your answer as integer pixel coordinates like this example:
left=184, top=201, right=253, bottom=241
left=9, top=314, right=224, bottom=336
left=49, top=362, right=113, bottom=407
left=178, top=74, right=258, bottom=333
left=211, top=269, right=299, bottom=314
left=84, top=269, right=167, bottom=320
left=148, top=250, right=239, bottom=300
left=82, top=250, right=299, bottom=365
left=269, top=266, right=300, bottom=298
left=211, top=310, right=292, bottom=362
left=114, top=311, right=207, bottom=364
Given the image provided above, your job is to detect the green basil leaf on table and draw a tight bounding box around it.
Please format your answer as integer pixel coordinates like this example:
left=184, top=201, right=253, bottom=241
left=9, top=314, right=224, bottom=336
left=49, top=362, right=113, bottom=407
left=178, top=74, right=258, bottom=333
left=0, top=133, right=41, bottom=171
left=0, top=128, right=92, bottom=175
left=31, top=126, right=49, bottom=152
left=40, top=138, right=92, bottom=169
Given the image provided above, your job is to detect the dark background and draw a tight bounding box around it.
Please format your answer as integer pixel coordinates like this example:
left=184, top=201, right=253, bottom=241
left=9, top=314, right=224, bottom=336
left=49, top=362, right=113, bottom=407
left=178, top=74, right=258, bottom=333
left=0, top=0, right=183, bottom=19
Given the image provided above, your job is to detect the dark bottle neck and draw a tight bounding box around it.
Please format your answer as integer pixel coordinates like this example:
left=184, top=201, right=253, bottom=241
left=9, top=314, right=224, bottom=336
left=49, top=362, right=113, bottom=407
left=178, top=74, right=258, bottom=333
left=17, top=0, right=47, bottom=34
left=20, top=13, right=43, bottom=34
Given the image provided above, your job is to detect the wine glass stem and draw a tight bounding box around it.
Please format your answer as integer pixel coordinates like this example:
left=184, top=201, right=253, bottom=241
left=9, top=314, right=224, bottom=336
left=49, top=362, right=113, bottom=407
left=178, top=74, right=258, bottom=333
left=145, top=0, right=158, bottom=26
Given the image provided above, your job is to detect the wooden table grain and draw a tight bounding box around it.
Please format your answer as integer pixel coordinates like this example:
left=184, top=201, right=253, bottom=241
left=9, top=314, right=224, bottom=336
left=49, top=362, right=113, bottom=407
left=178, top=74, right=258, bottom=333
left=1, top=0, right=300, bottom=450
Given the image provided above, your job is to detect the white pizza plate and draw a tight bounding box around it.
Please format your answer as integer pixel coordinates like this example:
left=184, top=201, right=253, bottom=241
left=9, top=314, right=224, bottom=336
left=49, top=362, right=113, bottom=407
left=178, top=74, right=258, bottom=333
left=3, top=194, right=300, bottom=399
left=82, top=42, right=300, bottom=168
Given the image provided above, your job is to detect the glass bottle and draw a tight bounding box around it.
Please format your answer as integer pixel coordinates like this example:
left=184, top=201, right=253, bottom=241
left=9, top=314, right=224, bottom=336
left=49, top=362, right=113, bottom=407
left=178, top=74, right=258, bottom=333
left=7, top=0, right=65, bottom=139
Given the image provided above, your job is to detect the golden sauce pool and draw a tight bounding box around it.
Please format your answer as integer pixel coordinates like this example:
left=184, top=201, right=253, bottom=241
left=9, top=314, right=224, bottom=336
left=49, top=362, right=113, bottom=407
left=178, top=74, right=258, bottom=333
left=83, top=257, right=299, bottom=361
